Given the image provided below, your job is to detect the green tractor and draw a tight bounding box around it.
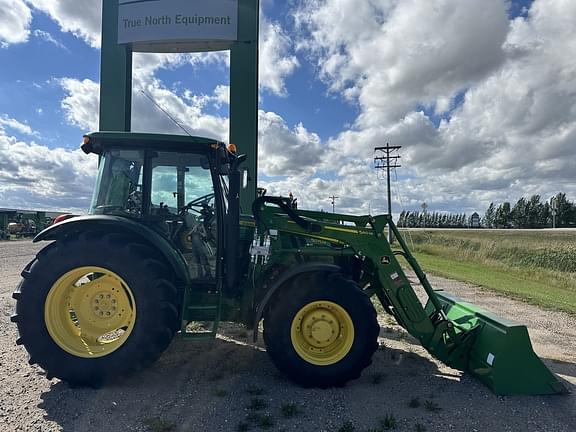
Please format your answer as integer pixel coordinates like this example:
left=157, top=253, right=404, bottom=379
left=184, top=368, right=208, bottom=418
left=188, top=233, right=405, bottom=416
left=12, top=132, right=566, bottom=394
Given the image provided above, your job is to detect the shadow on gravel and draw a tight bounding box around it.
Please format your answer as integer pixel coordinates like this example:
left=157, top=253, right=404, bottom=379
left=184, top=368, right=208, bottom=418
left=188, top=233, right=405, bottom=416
left=35, top=327, right=576, bottom=432
left=35, top=332, right=459, bottom=431
left=545, top=357, right=576, bottom=379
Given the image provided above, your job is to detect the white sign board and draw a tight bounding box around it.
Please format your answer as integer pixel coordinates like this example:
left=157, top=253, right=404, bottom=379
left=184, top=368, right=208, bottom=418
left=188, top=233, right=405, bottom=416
left=118, top=0, right=238, bottom=52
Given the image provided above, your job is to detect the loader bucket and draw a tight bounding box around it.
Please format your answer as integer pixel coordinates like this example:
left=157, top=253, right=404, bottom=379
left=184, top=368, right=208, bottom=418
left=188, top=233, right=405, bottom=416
left=426, top=292, right=568, bottom=395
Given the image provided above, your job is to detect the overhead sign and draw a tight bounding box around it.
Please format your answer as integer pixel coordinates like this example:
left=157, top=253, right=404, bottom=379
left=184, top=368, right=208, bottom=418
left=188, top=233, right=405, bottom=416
left=118, top=0, right=238, bottom=52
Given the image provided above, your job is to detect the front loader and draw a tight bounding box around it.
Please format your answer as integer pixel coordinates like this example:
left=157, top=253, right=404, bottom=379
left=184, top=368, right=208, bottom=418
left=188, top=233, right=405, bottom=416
left=12, top=132, right=567, bottom=395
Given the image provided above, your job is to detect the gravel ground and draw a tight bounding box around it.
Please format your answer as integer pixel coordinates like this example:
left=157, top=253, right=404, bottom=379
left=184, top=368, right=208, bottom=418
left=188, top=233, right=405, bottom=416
left=0, top=240, right=574, bottom=432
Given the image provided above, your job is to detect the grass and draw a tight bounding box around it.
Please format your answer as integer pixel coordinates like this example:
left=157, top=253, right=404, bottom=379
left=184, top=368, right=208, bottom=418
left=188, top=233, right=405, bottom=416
left=380, top=414, right=397, bottom=430
left=423, top=400, right=441, bottom=413
left=401, top=230, right=576, bottom=314
left=366, top=414, right=397, bottom=432
left=143, top=417, right=176, bottom=432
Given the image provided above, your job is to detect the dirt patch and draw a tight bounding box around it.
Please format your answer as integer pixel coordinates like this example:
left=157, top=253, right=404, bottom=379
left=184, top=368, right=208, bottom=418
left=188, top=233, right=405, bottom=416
left=0, top=241, right=574, bottom=431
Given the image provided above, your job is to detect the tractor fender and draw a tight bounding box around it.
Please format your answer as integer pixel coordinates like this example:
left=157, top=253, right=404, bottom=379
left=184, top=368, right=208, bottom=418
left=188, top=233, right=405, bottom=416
left=252, top=263, right=341, bottom=342
left=34, top=215, right=190, bottom=285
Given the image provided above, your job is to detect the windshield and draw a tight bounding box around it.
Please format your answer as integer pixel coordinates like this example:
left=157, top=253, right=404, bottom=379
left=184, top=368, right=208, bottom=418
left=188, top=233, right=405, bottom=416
left=90, top=149, right=144, bottom=216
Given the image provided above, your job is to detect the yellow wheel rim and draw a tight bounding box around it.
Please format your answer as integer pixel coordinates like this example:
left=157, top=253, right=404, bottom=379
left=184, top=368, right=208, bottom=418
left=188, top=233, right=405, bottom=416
left=290, top=301, right=354, bottom=366
left=44, top=266, right=136, bottom=358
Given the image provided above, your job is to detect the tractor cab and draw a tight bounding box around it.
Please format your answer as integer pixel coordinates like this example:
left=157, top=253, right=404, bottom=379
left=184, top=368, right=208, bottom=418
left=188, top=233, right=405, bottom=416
left=81, top=132, right=243, bottom=282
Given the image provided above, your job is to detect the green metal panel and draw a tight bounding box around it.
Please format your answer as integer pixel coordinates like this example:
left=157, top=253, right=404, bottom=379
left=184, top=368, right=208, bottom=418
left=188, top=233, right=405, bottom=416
left=100, top=0, right=132, bottom=132
left=230, top=0, right=259, bottom=212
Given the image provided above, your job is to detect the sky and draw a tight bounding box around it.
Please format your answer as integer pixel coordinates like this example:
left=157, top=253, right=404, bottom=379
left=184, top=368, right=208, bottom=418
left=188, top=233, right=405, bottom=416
left=0, top=0, right=574, bottom=217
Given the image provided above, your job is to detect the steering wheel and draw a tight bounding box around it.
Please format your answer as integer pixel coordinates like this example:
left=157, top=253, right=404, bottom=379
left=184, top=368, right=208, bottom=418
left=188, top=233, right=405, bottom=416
left=181, top=193, right=215, bottom=215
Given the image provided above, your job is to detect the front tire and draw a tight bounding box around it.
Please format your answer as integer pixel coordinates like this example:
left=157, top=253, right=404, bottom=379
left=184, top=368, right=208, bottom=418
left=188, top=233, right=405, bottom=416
left=263, top=271, right=379, bottom=387
left=11, top=232, right=180, bottom=387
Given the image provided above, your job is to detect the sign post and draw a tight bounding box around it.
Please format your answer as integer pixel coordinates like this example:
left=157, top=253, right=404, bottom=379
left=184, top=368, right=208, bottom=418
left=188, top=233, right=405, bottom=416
left=99, top=0, right=258, bottom=210
left=100, top=0, right=132, bottom=132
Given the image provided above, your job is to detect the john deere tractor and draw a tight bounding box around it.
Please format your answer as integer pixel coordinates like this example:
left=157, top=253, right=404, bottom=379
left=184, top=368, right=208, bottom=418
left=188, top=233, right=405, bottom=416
left=11, top=132, right=566, bottom=394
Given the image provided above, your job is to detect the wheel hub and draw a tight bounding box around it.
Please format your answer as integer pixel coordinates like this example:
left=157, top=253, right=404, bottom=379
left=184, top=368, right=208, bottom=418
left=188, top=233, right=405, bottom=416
left=301, top=310, right=340, bottom=348
left=290, top=301, right=355, bottom=366
left=91, top=292, right=118, bottom=318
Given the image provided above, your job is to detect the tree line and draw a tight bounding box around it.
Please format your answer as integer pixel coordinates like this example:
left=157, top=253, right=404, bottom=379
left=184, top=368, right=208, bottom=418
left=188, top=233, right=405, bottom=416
left=398, top=211, right=471, bottom=228
left=483, top=193, right=575, bottom=228
left=397, top=193, right=575, bottom=229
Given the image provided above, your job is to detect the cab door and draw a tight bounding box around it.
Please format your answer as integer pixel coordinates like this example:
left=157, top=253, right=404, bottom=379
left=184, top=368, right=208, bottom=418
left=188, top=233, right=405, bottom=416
left=148, top=151, right=219, bottom=280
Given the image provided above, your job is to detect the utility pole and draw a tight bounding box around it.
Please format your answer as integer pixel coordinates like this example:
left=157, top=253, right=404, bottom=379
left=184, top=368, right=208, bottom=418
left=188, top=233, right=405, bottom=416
left=421, top=202, right=428, bottom=228
left=374, top=143, right=401, bottom=242
left=329, top=195, right=339, bottom=213
left=551, top=197, right=557, bottom=229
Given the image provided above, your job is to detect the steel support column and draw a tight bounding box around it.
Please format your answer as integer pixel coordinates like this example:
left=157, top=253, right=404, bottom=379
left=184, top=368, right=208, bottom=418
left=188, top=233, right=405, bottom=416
left=230, top=0, right=259, bottom=212
left=99, top=0, right=132, bottom=132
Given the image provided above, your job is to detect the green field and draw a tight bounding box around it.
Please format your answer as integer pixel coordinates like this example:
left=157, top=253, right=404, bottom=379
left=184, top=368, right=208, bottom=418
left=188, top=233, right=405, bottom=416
left=401, top=229, right=576, bottom=314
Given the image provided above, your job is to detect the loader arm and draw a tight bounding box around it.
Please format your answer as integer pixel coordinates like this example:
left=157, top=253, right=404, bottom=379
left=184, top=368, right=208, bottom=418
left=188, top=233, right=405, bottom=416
left=252, top=198, right=568, bottom=395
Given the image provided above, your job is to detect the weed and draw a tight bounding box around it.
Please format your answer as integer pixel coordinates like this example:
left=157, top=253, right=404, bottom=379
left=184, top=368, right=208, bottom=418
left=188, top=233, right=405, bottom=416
left=247, top=397, right=268, bottom=411
left=246, top=385, right=265, bottom=395
left=415, top=424, right=427, bottom=432
left=423, top=400, right=441, bottom=412
left=379, top=413, right=397, bottom=430
left=408, top=397, right=420, bottom=408
left=143, top=417, right=176, bottom=432
left=371, top=372, right=385, bottom=385
left=337, top=420, right=355, bottom=432
left=280, top=402, right=301, bottom=418
left=213, top=389, right=228, bottom=397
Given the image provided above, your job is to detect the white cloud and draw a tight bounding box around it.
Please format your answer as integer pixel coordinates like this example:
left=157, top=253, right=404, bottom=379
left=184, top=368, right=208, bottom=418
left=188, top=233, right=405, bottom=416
left=0, top=114, right=37, bottom=136
left=18, top=0, right=576, bottom=217
left=33, top=29, right=68, bottom=50
left=258, top=111, right=323, bottom=176
left=259, top=18, right=300, bottom=96
left=288, top=0, right=576, bottom=215
left=27, top=0, right=102, bottom=48
left=296, top=0, right=509, bottom=127
left=60, top=78, right=100, bottom=131
left=0, top=0, right=32, bottom=47
left=0, top=128, right=97, bottom=212
left=59, top=75, right=229, bottom=140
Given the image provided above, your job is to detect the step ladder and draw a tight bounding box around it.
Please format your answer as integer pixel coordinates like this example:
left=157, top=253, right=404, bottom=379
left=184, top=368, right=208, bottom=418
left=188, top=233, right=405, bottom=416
left=180, top=287, right=221, bottom=340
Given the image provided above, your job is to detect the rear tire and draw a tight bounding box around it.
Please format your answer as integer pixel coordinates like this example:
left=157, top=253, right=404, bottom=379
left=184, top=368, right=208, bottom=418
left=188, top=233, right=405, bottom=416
left=263, top=271, right=379, bottom=387
left=11, top=232, right=180, bottom=387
